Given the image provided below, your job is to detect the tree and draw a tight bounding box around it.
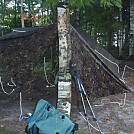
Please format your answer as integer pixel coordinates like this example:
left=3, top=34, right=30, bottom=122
left=44, top=0, right=122, bottom=8
left=129, top=0, right=134, bottom=57
left=14, top=0, right=17, bottom=27
left=74, top=4, right=123, bottom=58
left=121, top=0, right=130, bottom=57
left=57, top=1, right=72, bottom=116
left=20, top=0, right=25, bottom=27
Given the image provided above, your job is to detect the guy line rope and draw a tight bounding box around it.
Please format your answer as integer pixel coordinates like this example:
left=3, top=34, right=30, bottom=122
left=70, top=25, right=134, bottom=133
left=0, top=76, right=33, bottom=121
left=0, top=77, right=16, bottom=95
left=95, top=93, right=127, bottom=107
left=70, top=24, right=134, bottom=84
left=0, top=56, right=56, bottom=121
left=44, top=57, right=55, bottom=87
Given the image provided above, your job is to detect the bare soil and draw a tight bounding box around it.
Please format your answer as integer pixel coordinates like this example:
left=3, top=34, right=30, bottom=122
left=0, top=61, right=134, bottom=134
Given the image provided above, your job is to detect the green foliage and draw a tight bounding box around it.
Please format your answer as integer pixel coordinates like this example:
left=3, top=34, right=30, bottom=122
left=43, top=0, right=122, bottom=8
left=33, top=60, right=52, bottom=77
left=0, top=0, right=123, bottom=35
left=76, top=2, right=124, bottom=55
left=33, top=48, right=53, bottom=77
left=68, top=0, right=94, bottom=8
left=100, top=0, right=122, bottom=8
left=38, top=15, right=53, bottom=26
left=43, top=0, right=59, bottom=8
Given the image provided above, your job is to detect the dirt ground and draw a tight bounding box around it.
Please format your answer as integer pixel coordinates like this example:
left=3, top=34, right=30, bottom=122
left=0, top=60, right=134, bottom=134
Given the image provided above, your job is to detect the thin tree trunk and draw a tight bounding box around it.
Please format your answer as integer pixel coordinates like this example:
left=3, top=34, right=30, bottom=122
left=1, top=0, right=4, bottom=35
left=118, top=30, right=123, bottom=57
left=89, top=23, right=93, bottom=35
left=74, top=8, right=80, bottom=26
left=14, top=0, right=17, bottom=28
left=129, top=0, right=134, bottom=56
left=1, top=0, right=6, bottom=35
left=104, top=32, right=107, bottom=47
left=57, top=2, right=72, bottom=117
left=107, top=32, right=113, bottom=53
left=118, top=10, right=123, bottom=57
left=122, top=0, right=130, bottom=56
left=51, top=7, right=57, bottom=24
left=21, top=0, right=25, bottom=28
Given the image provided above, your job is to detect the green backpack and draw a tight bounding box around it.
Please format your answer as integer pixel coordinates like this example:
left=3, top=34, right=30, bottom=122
left=26, top=99, right=78, bottom=134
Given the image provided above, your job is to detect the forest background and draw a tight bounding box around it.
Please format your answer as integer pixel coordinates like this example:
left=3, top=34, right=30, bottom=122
left=0, top=0, right=133, bottom=59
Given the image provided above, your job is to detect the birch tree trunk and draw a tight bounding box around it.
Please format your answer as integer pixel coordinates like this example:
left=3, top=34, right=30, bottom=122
left=21, top=0, right=25, bottom=28
left=129, top=0, right=134, bottom=56
left=57, top=2, right=72, bottom=117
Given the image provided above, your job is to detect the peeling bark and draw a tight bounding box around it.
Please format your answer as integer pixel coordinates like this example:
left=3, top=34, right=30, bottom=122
left=57, top=2, right=72, bottom=117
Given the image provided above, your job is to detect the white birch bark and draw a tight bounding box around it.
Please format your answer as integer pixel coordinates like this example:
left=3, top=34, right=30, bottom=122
left=57, top=2, right=71, bottom=117
left=21, top=0, right=25, bottom=28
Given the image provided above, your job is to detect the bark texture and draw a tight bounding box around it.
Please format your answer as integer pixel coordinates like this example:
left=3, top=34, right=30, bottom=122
left=57, top=3, right=72, bottom=116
